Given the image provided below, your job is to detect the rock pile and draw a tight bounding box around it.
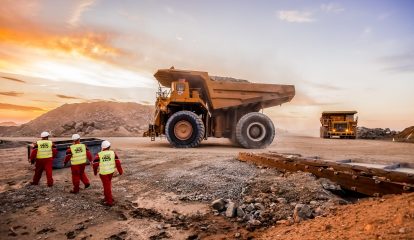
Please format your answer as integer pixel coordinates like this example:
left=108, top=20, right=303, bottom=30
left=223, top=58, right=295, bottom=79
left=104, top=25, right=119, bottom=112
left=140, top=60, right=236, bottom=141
left=210, top=172, right=345, bottom=230
left=210, top=76, right=250, bottom=83
left=357, top=127, right=398, bottom=139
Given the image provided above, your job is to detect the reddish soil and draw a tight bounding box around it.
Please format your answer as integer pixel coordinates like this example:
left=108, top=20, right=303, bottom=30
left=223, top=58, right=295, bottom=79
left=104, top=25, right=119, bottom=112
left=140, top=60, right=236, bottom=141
left=255, top=193, right=414, bottom=240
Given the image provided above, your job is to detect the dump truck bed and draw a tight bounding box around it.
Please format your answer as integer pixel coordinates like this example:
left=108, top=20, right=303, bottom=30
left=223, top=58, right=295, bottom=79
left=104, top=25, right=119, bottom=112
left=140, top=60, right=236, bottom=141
left=154, top=69, right=295, bottom=111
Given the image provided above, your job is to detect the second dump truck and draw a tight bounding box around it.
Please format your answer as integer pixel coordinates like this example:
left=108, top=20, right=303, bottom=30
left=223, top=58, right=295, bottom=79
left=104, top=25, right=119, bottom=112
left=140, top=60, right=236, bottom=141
left=320, top=111, right=358, bottom=139
left=145, top=68, right=295, bottom=148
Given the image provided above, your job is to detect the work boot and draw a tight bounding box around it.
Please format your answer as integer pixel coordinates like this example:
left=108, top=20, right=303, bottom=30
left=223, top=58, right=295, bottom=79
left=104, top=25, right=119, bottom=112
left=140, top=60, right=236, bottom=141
left=102, top=202, right=114, bottom=207
left=30, top=182, right=38, bottom=185
left=85, top=183, right=90, bottom=189
left=70, top=190, right=79, bottom=194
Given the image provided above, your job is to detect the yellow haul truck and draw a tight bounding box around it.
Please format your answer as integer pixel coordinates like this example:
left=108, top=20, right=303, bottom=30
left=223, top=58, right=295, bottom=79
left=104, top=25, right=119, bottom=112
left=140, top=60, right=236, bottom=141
left=145, top=68, right=295, bottom=148
left=320, top=111, right=358, bottom=139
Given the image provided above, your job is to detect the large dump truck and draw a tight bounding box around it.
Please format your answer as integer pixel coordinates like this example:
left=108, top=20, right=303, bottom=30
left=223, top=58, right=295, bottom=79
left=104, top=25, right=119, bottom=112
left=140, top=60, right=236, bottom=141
left=320, top=111, right=358, bottom=139
left=144, top=68, right=295, bottom=148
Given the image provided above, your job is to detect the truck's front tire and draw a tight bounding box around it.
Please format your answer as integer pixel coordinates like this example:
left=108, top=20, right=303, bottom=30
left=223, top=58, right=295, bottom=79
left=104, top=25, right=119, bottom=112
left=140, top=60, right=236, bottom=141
left=165, top=111, right=205, bottom=148
left=235, top=112, right=275, bottom=149
left=320, top=127, right=329, bottom=138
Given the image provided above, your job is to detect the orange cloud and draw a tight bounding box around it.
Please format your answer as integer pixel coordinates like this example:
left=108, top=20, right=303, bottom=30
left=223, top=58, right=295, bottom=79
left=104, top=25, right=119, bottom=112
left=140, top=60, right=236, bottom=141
left=0, top=1, right=127, bottom=66
left=0, top=27, right=123, bottom=62
left=1, top=76, right=26, bottom=83
left=0, top=91, right=24, bottom=97
left=0, top=103, right=44, bottom=111
left=56, top=94, right=84, bottom=100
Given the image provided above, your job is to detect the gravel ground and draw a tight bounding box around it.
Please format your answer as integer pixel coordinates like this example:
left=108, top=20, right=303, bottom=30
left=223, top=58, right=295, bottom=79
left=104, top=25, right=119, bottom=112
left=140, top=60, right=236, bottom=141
left=0, top=136, right=412, bottom=239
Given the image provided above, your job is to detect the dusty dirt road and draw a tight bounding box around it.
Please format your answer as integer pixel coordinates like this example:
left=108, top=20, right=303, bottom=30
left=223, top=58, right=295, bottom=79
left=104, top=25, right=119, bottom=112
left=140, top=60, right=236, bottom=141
left=104, top=135, right=414, bottom=164
left=0, top=135, right=413, bottom=239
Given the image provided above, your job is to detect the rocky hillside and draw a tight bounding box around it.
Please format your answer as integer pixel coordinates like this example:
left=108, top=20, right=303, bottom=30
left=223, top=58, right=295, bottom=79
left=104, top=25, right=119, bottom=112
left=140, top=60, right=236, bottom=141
left=0, top=102, right=154, bottom=137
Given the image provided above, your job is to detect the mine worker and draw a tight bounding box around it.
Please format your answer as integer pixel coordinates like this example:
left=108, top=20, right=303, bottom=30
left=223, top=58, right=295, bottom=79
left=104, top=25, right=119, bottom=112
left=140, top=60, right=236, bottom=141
left=93, top=140, right=123, bottom=206
left=64, top=134, right=93, bottom=193
left=29, top=131, right=57, bottom=187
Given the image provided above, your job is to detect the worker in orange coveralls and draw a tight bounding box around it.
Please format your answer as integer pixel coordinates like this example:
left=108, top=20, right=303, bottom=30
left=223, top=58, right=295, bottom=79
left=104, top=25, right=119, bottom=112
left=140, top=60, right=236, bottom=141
left=93, top=140, right=123, bottom=206
left=29, top=131, right=57, bottom=187
left=64, top=134, right=93, bottom=194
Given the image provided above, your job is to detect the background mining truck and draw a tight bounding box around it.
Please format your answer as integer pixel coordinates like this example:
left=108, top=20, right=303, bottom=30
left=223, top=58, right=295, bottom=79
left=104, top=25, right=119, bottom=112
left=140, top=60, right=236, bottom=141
left=144, top=68, right=295, bottom=148
left=320, top=111, right=358, bottom=139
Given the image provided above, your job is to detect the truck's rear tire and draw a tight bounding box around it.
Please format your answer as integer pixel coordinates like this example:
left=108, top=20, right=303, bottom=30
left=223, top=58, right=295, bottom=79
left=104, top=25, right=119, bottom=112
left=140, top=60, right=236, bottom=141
left=165, top=111, right=205, bottom=148
left=235, top=112, right=275, bottom=149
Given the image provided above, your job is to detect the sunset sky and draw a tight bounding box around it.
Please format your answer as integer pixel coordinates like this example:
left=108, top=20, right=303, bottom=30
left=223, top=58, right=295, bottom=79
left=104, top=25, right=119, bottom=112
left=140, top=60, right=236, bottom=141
left=1, top=0, right=413, bottom=134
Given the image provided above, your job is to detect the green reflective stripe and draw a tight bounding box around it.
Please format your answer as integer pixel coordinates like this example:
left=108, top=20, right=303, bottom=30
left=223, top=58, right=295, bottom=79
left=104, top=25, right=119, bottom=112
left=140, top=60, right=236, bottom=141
left=98, top=150, right=115, bottom=175
left=36, top=140, right=52, bottom=159
left=70, top=144, right=87, bottom=165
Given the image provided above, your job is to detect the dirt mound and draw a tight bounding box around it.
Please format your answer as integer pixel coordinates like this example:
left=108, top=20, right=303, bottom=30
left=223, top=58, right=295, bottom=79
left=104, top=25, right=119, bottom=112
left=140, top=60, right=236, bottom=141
left=0, top=101, right=154, bottom=137
left=395, top=126, right=414, bottom=143
left=255, top=193, right=414, bottom=240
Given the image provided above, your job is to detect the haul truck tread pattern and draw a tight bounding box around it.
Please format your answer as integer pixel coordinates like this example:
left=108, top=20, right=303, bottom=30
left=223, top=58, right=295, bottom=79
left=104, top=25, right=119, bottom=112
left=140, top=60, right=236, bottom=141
left=165, top=111, right=205, bottom=148
left=235, top=112, right=275, bottom=149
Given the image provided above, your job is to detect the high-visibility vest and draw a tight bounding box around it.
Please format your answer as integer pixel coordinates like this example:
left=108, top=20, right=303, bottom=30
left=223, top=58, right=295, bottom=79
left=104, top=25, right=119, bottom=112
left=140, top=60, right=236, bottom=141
left=70, top=144, right=87, bottom=165
left=36, top=140, right=53, bottom=159
left=98, top=150, right=115, bottom=175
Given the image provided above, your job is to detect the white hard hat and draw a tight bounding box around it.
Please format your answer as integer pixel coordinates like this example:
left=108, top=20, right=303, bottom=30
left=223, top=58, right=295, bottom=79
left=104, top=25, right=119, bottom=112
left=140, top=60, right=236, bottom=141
left=101, top=140, right=111, bottom=149
left=72, top=134, right=81, bottom=140
left=40, top=131, right=50, bottom=138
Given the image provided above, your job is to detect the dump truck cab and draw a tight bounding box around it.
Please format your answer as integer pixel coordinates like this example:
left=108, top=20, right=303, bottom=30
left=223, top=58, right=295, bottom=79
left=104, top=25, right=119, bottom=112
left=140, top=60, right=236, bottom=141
left=168, top=79, right=208, bottom=111
left=320, top=111, right=358, bottom=139
left=148, top=76, right=209, bottom=144
left=145, top=68, right=295, bottom=148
